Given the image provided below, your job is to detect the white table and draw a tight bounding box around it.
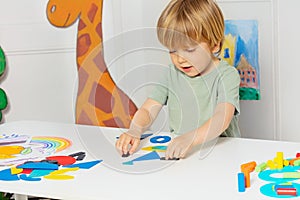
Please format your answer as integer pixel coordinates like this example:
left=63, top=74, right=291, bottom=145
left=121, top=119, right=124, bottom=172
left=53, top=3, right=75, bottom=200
left=0, top=120, right=300, bottom=200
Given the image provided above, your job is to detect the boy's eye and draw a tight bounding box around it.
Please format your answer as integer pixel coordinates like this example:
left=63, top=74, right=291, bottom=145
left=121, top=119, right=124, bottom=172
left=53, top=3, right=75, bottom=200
left=185, top=48, right=196, bottom=53
left=169, top=50, right=176, bottom=54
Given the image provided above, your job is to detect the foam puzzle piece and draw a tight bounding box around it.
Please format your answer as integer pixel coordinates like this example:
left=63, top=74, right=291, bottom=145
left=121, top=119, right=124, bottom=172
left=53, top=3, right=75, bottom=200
left=20, top=174, right=41, bottom=181
left=44, top=174, right=75, bottom=180
left=150, top=136, right=171, bottom=144
left=10, top=167, right=23, bottom=175
left=29, top=169, right=55, bottom=178
left=142, top=146, right=167, bottom=152
left=46, top=155, right=76, bottom=166
left=49, top=167, right=79, bottom=175
left=122, top=151, right=160, bottom=165
left=17, top=162, right=59, bottom=170
left=0, top=168, right=20, bottom=181
left=63, top=160, right=102, bottom=169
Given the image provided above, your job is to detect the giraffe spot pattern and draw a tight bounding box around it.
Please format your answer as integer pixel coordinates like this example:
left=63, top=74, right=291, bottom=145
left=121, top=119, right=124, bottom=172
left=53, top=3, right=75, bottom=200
left=77, top=68, right=89, bottom=96
left=77, top=34, right=91, bottom=57
left=77, top=110, right=94, bottom=125
left=93, top=51, right=106, bottom=73
left=89, top=82, right=115, bottom=113
left=78, top=19, right=86, bottom=31
left=103, top=117, right=125, bottom=128
left=88, top=3, right=98, bottom=23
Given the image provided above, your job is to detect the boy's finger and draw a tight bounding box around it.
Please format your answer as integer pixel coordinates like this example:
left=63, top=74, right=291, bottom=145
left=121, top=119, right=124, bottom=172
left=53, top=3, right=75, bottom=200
left=129, top=139, right=139, bottom=155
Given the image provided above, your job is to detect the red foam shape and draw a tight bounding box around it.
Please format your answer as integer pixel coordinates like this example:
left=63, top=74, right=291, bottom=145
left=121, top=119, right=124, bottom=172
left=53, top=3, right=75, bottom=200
left=46, top=156, right=76, bottom=166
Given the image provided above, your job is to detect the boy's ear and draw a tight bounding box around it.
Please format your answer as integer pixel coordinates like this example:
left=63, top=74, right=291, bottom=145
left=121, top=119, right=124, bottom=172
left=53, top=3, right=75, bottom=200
left=212, top=43, right=221, bottom=54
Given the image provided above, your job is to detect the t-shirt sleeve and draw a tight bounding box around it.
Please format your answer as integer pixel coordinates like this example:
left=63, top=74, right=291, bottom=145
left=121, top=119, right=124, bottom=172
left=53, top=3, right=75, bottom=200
left=148, top=69, right=169, bottom=105
left=217, top=67, right=240, bottom=115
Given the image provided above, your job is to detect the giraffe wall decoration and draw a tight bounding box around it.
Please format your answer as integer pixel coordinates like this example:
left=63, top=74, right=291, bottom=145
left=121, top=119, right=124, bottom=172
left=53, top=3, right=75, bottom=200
left=46, top=0, right=138, bottom=128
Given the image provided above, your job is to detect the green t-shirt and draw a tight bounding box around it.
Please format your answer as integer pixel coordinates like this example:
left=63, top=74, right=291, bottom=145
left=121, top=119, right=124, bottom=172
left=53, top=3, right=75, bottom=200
left=148, top=59, right=240, bottom=137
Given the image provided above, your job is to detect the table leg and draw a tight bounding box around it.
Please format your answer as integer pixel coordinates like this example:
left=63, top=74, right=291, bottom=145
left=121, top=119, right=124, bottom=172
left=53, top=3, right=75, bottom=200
left=14, top=194, right=28, bottom=200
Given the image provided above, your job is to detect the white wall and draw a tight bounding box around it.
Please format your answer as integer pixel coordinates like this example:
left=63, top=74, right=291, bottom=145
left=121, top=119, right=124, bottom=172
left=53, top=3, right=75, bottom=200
left=0, top=0, right=299, bottom=141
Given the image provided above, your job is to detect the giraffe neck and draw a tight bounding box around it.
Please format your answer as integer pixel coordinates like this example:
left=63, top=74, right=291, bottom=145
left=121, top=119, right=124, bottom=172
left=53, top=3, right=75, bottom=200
left=77, top=0, right=103, bottom=71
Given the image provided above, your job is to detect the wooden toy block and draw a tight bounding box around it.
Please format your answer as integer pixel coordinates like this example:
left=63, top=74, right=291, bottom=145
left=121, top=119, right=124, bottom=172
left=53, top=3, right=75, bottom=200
left=289, top=157, right=300, bottom=166
left=294, top=160, right=300, bottom=166
left=267, top=160, right=276, bottom=170
left=275, top=152, right=284, bottom=169
left=283, top=172, right=300, bottom=178
left=276, top=188, right=297, bottom=196
left=284, top=160, right=290, bottom=166
left=255, top=162, right=267, bottom=172
left=244, top=171, right=251, bottom=188
left=274, top=184, right=295, bottom=191
left=241, top=161, right=257, bottom=173
left=237, top=172, right=246, bottom=192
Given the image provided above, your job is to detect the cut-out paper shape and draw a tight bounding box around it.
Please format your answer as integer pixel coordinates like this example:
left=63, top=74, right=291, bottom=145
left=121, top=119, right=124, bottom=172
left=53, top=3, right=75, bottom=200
left=150, top=136, right=171, bottom=144
left=69, top=152, right=86, bottom=161
left=0, top=135, right=30, bottom=145
left=17, top=162, right=59, bottom=170
left=19, top=174, right=41, bottom=182
left=0, top=168, right=20, bottom=181
left=49, top=167, right=79, bottom=175
left=21, top=168, right=33, bottom=174
left=63, top=160, right=102, bottom=169
left=0, top=135, right=72, bottom=166
left=44, top=174, right=74, bottom=180
left=44, top=167, right=79, bottom=180
left=30, top=136, right=72, bottom=153
left=10, top=167, right=23, bottom=175
left=122, top=151, right=160, bottom=165
left=142, top=146, right=167, bottom=152
left=116, top=133, right=153, bottom=140
left=0, top=146, right=25, bottom=156
left=21, top=148, right=32, bottom=155
left=29, top=169, right=54, bottom=178
left=46, top=155, right=76, bottom=166
left=160, top=157, right=180, bottom=160
left=122, top=152, right=130, bottom=157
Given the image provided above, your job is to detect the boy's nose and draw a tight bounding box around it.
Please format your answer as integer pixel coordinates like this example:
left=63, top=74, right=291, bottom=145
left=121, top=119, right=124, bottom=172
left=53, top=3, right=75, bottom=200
left=176, top=54, right=187, bottom=63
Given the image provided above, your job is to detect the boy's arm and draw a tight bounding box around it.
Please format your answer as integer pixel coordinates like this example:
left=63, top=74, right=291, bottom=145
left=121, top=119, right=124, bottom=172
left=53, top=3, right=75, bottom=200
left=115, top=98, right=163, bottom=155
left=165, top=102, right=235, bottom=159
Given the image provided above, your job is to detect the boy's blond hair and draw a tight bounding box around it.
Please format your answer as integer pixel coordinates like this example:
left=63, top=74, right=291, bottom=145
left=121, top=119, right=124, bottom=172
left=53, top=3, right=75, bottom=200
left=157, top=0, right=224, bottom=52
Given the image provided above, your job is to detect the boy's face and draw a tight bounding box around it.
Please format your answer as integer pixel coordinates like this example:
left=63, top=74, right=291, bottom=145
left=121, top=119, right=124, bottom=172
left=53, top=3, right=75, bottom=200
left=169, top=42, right=218, bottom=77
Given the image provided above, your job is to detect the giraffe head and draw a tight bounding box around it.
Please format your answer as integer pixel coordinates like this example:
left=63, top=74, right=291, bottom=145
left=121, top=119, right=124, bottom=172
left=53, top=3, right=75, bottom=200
left=46, top=0, right=85, bottom=27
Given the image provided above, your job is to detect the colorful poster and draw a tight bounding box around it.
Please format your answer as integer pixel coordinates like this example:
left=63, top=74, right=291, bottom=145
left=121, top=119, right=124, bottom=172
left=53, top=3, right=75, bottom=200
left=221, top=20, right=260, bottom=100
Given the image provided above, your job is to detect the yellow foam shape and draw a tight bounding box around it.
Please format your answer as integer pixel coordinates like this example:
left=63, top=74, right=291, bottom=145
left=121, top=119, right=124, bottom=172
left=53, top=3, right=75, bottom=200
left=141, top=147, right=166, bottom=152
left=49, top=167, right=79, bottom=175
left=44, top=174, right=74, bottom=180
left=0, top=154, right=15, bottom=159
left=0, top=146, right=24, bottom=155
left=11, top=167, right=23, bottom=175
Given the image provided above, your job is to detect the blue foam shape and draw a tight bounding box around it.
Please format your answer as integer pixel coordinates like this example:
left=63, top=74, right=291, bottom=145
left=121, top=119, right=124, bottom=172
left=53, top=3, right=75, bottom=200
left=260, top=183, right=300, bottom=198
left=274, top=184, right=295, bottom=191
left=116, top=133, right=153, bottom=140
left=258, top=166, right=300, bottom=183
left=0, top=168, right=20, bottom=181
left=132, top=151, right=160, bottom=162
left=17, top=162, right=59, bottom=170
left=140, top=133, right=153, bottom=140
left=259, top=166, right=300, bottom=198
left=150, top=136, right=171, bottom=144
left=29, top=169, right=54, bottom=178
left=122, top=161, right=134, bottom=165
left=20, top=174, right=41, bottom=181
left=63, top=160, right=102, bottom=169
left=237, top=173, right=246, bottom=192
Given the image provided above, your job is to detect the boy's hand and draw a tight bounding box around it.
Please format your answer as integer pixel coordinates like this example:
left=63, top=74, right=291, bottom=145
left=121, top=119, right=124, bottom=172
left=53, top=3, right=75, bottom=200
left=115, top=132, right=140, bottom=156
left=165, top=132, right=196, bottom=159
